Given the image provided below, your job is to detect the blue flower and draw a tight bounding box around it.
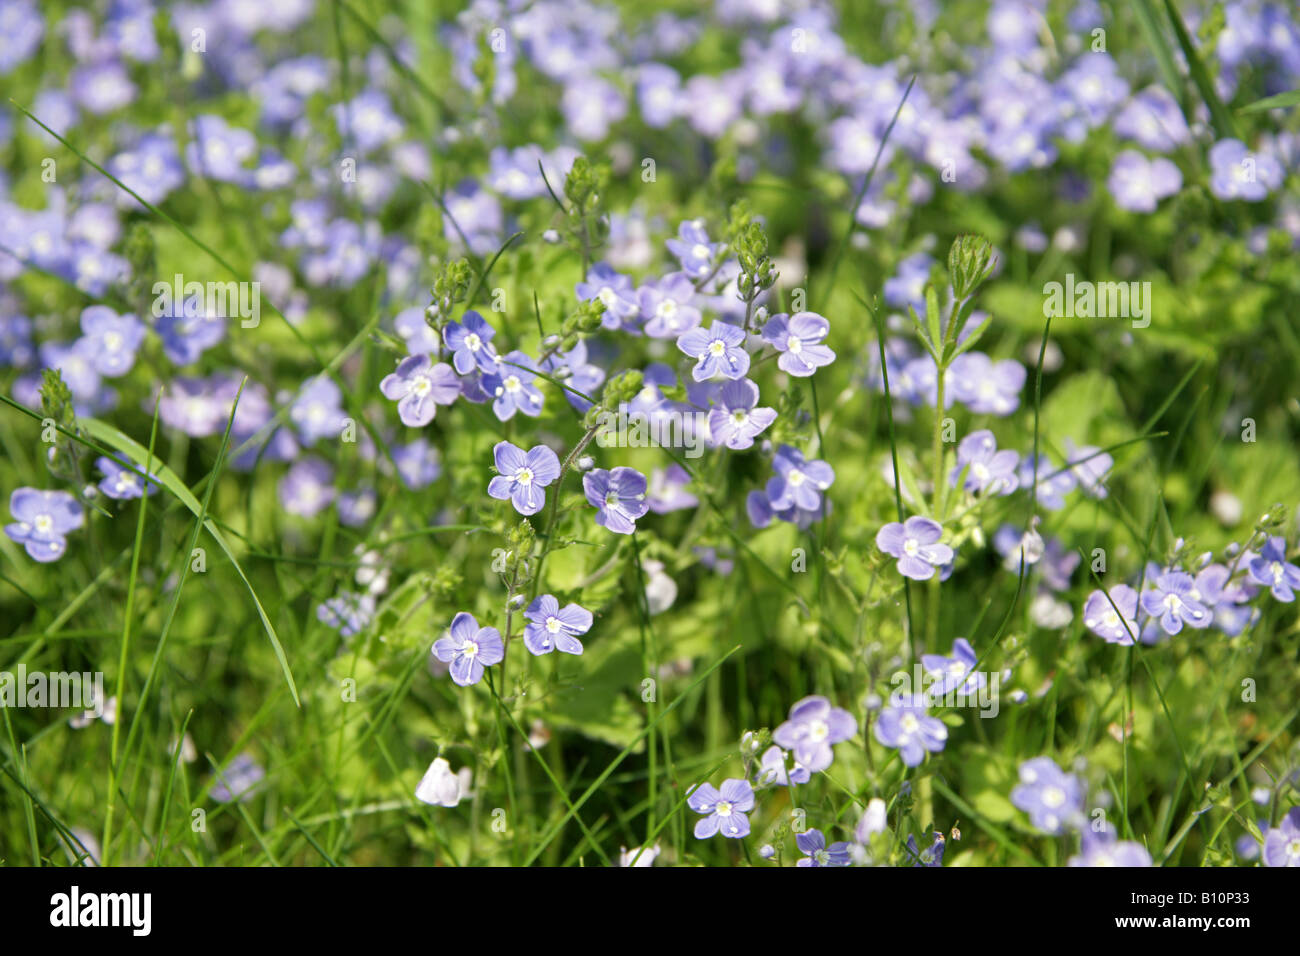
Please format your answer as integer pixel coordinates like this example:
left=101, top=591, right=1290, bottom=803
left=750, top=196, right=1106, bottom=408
left=1082, top=585, right=1140, bottom=644
left=380, top=354, right=460, bottom=427
left=522, top=595, right=592, bottom=655
left=761, top=312, right=836, bottom=377
left=1140, top=571, right=1212, bottom=634
left=78, top=306, right=145, bottom=377
left=483, top=350, right=544, bottom=420
left=766, top=445, right=834, bottom=512
left=1069, top=828, right=1152, bottom=867
left=289, top=376, right=347, bottom=445
left=873, top=693, right=947, bottom=767
left=772, top=695, right=856, bottom=773
left=949, top=352, right=1025, bottom=416
left=1010, top=756, right=1084, bottom=834
left=688, top=778, right=754, bottom=839
left=796, top=829, right=852, bottom=867
left=575, top=263, right=640, bottom=330
left=875, top=517, right=954, bottom=581
left=950, top=429, right=1018, bottom=495
left=4, top=488, right=84, bottom=563
left=708, top=378, right=776, bottom=450
left=433, top=612, right=504, bottom=687
left=583, top=466, right=649, bottom=535
left=922, top=637, right=986, bottom=697
left=676, top=320, right=750, bottom=381
left=665, top=219, right=718, bottom=279
left=1248, top=536, right=1300, bottom=602
left=96, top=456, right=158, bottom=500
left=487, top=441, right=560, bottom=516
left=442, top=311, right=501, bottom=375
left=757, top=745, right=810, bottom=787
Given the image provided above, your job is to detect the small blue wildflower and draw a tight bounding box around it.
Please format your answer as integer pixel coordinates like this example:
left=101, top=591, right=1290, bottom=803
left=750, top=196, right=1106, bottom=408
left=583, top=466, right=649, bottom=535
left=4, top=488, right=84, bottom=563
left=78, top=306, right=144, bottom=377
left=1248, top=536, right=1300, bottom=602
left=761, top=311, right=835, bottom=377
left=483, top=350, right=544, bottom=420
left=757, top=745, right=810, bottom=787
left=796, top=829, right=852, bottom=867
left=488, top=441, right=561, bottom=516
left=1140, top=571, right=1212, bottom=635
left=772, top=695, right=856, bottom=773
left=688, top=778, right=754, bottom=839
left=1082, top=585, right=1140, bottom=644
left=433, top=612, right=505, bottom=687
left=950, top=429, right=1018, bottom=495
left=665, top=219, right=718, bottom=279
left=875, top=516, right=954, bottom=581
left=677, top=321, right=750, bottom=381
left=1010, top=756, right=1084, bottom=834
left=96, top=456, right=158, bottom=500
left=767, top=445, right=834, bottom=512
left=873, top=693, right=947, bottom=767
left=380, top=354, right=460, bottom=427
left=522, top=595, right=592, bottom=656
left=443, top=311, right=501, bottom=374
left=708, top=378, right=775, bottom=450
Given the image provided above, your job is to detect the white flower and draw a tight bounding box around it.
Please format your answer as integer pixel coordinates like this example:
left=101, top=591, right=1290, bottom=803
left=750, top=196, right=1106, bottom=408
left=415, top=757, right=473, bottom=807
left=619, top=844, right=660, bottom=867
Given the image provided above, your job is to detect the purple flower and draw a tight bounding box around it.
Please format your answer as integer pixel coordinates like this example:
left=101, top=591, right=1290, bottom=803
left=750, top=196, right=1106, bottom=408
left=708, top=378, right=776, bottom=450
left=392, top=438, right=442, bottom=490
left=638, top=272, right=702, bottom=338
left=688, top=778, right=754, bottom=839
left=333, top=89, right=403, bottom=153
left=677, top=321, right=750, bottom=381
left=1064, top=440, right=1113, bottom=498
left=761, top=312, right=836, bottom=377
left=522, top=594, right=592, bottom=656
left=1010, top=757, right=1084, bottom=834
left=1083, top=585, right=1141, bottom=645
left=210, top=754, right=264, bottom=804
left=905, top=831, right=946, bottom=867
left=772, top=695, right=857, bottom=773
left=873, top=694, right=947, bottom=767
left=290, top=377, right=347, bottom=445
left=1114, top=86, right=1189, bottom=153
left=4, top=488, right=83, bottom=563
left=1262, top=807, right=1300, bottom=867
left=875, top=517, right=954, bottom=581
left=1209, top=138, right=1283, bottom=202
left=317, top=591, right=376, bottom=638
left=766, top=445, right=834, bottom=512
left=185, top=115, right=257, bottom=184
left=78, top=306, right=145, bottom=377
left=0, top=0, right=43, bottom=74
left=433, top=612, right=505, bottom=687
left=442, top=311, right=500, bottom=374
left=96, top=456, right=158, bottom=500
left=950, top=429, right=1019, bottom=495
left=583, top=466, right=649, bottom=535
left=922, top=638, right=986, bottom=697
left=796, top=829, right=852, bottom=867
left=279, top=458, right=335, bottom=518
left=757, top=745, right=810, bottom=787
left=1247, top=536, right=1300, bottom=602
left=108, top=132, right=185, bottom=207
left=1017, top=454, right=1078, bottom=510
left=646, top=464, right=698, bottom=514
left=483, top=351, right=544, bottom=421
left=487, top=441, right=561, bottom=516
left=1069, top=829, right=1153, bottom=867
left=1108, top=150, right=1182, bottom=213
left=575, top=263, right=640, bottom=330
left=949, top=352, right=1025, bottom=416
left=665, top=219, right=718, bottom=279
left=379, top=355, right=460, bottom=427
left=541, top=339, right=605, bottom=414
left=1141, top=571, right=1212, bottom=635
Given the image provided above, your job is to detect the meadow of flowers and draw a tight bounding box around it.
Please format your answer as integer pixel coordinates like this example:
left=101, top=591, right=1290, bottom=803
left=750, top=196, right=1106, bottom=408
left=0, top=0, right=1298, bottom=871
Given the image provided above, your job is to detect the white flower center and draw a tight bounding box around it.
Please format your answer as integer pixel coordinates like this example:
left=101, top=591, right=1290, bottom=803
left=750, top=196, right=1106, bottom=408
left=901, top=713, right=920, bottom=733
left=466, top=333, right=482, bottom=350
left=34, top=514, right=54, bottom=534
left=786, top=469, right=806, bottom=487
left=787, top=336, right=803, bottom=354
left=1042, top=786, right=1065, bottom=808
left=515, top=467, right=533, bottom=485
left=412, top=376, right=431, bottom=396
left=504, top=375, right=521, bottom=392
left=903, top=538, right=920, bottom=556
left=808, top=719, right=829, bottom=742
left=545, top=616, right=562, bottom=633
left=715, top=801, right=733, bottom=817
left=462, top=640, right=479, bottom=659
left=708, top=339, right=725, bottom=356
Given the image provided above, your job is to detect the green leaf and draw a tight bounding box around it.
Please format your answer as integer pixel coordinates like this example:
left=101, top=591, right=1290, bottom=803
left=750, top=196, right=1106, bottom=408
left=79, top=417, right=301, bottom=707
left=1238, top=88, right=1300, bottom=113
left=1163, top=0, right=1238, bottom=139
